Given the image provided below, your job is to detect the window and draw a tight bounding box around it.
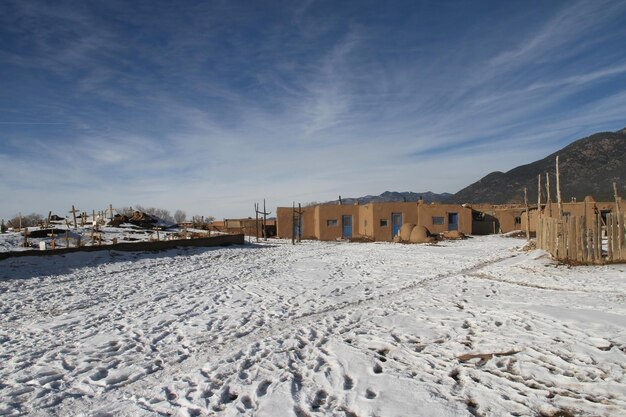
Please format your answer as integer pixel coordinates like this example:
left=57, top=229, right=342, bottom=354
left=601, top=210, right=611, bottom=225
left=432, top=216, right=444, bottom=225
left=514, top=216, right=521, bottom=225
left=327, top=219, right=338, bottom=227
left=380, top=219, right=388, bottom=227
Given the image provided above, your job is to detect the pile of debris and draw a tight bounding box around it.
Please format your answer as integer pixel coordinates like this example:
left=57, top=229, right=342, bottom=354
left=127, top=211, right=175, bottom=229
left=108, top=214, right=130, bottom=227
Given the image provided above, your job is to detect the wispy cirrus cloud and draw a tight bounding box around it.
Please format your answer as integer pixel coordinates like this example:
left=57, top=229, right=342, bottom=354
left=1, top=0, right=625, bottom=220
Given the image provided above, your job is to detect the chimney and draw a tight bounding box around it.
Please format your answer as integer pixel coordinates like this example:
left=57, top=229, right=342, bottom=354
left=338, top=196, right=342, bottom=205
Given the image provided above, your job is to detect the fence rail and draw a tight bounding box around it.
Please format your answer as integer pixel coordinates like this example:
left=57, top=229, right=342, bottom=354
left=0, top=234, right=245, bottom=261
left=536, top=213, right=625, bottom=264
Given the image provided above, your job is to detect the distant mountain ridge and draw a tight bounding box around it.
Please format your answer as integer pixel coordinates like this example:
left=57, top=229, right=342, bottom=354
left=451, top=127, right=626, bottom=204
left=327, top=127, right=626, bottom=205
left=326, top=191, right=453, bottom=205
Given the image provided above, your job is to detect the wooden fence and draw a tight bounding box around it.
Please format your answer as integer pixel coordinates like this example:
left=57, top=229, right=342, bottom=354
left=536, top=213, right=625, bottom=264
left=0, top=234, right=245, bottom=261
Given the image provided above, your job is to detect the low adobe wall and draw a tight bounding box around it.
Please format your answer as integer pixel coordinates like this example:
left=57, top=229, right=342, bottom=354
left=0, top=234, right=245, bottom=261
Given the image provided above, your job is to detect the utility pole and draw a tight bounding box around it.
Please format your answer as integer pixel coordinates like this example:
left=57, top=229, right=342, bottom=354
left=291, top=202, right=304, bottom=244
left=254, top=199, right=272, bottom=242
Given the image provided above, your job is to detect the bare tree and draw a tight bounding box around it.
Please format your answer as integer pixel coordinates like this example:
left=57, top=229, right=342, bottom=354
left=116, top=206, right=134, bottom=217
left=132, top=205, right=175, bottom=222
left=174, top=210, right=187, bottom=224
left=7, top=213, right=44, bottom=228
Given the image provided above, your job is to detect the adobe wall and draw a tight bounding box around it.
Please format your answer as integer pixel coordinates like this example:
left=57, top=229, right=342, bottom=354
left=366, top=202, right=419, bottom=241
left=275, top=207, right=292, bottom=238
left=315, top=204, right=360, bottom=240
left=417, top=204, right=472, bottom=234
left=471, top=205, right=524, bottom=233
left=276, top=207, right=316, bottom=239
left=541, top=200, right=625, bottom=229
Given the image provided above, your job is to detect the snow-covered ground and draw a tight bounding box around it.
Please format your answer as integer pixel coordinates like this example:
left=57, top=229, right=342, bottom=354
left=0, top=224, right=213, bottom=253
left=0, top=236, right=625, bottom=416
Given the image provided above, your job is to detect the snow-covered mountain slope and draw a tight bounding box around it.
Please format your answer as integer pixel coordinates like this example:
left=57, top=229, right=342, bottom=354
left=1, top=236, right=624, bottom=416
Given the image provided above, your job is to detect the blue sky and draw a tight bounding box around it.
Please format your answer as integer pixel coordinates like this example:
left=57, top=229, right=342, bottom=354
left=2, top=0, right=626, bottom=220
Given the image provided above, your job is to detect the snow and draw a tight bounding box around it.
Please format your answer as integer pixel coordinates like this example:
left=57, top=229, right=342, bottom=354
left=0, top=235, right=625, bottom=416
left=0, top=223, right=215, bottom=253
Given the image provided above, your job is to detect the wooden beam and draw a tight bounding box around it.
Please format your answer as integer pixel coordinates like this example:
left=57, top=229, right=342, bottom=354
left=524, top=187, right=530, bottom=241
left=556, top=156, right=564, bottom=219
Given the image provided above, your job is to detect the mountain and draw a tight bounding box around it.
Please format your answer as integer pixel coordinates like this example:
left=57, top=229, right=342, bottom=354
left=452, top=128, right=626, bottom=204
left=326, top=191, right=453, bottom=205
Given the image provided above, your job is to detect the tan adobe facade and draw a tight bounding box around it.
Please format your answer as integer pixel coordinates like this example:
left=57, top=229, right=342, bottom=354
left=277, top=196, right=625, bottom=242
left=523, top=197, right=626, bottom=232
left=276, top=201, right=472, bottom=242
left=470, top=204, right=526, bottom=234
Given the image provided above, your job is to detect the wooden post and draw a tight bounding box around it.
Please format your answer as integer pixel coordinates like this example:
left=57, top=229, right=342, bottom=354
left=109, top=204, right=114, bottom=220
left=614, top=182, right=621, bottom=217
left=584, top=224, right=590, bottom=264
left=47, top=211, right=52, bottom=228
left=536, top=214, right=541, bottom=248
left=263, top=199, right=269, bottom=242
left=524, top=187, right=530, bottom=241
left=537, top=174, right=542, bottom=215
left=610, top=214, right=615, bottom=261
left=255, top=203, right=260, bottom=242
left=298, top=203, right=302, bottom=242
left=545, top=174, right=552, bottom=217
left=559, top=217, right=565, bottom=259
left=537, top=175, right=542, bottom=247
left=254, top=200, right=271, bottom=242
left=70, top=205, right=79, bottom=228
left=556, top=156, right=564, bottom=219
left=569, top=216, right=577, bottom=260
left=48, top=229, right=56, bottom=250
left=65, top=230, right=70, bottom=248
left=575, top=217, right=585, bottom=262
left=614, top=182, right=623, bottom=258
left=292, top=202, right=295, bottom=245
left=18, top=212, right=22, bottom=232
left=617, top=213, right=626, bottom=262
left=594, top=214, right=600, bottom=262
left=22, top=227, right=29, bottom=247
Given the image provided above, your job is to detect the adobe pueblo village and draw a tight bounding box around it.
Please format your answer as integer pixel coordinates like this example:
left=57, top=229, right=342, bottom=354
left=2, top=136, right=626, bottom=417
left=3, top=2, right=626, bottom=417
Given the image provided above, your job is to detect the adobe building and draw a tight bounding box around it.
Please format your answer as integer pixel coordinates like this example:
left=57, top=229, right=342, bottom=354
left=525, top=196, right=625, bottom=232
left=210, top=218, right=276, bottom=237
left=469, top=204, right=526, bottom=234
left=277, top=194, right=624, bottom=242
left=276, top=201, right=472, bottom=242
